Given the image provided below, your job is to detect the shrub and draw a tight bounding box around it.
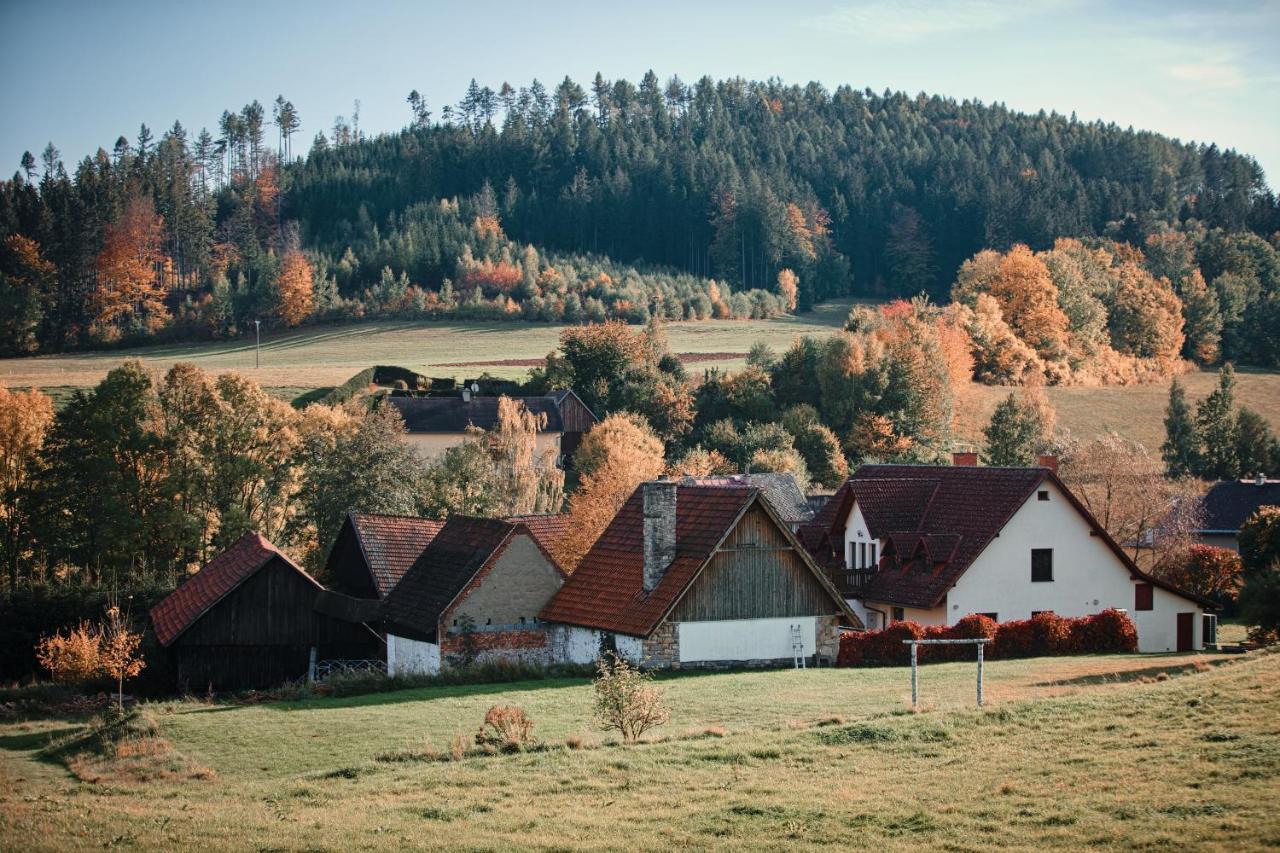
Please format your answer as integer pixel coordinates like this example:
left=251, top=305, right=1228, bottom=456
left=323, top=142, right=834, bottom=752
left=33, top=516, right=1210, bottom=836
left=475, top=705, right=536, bottom=752
left=593, top=653, right=670, bottom=743
left=35, top=621, right=102, bottom=683
left=836, top=609, right=1137, bottom=667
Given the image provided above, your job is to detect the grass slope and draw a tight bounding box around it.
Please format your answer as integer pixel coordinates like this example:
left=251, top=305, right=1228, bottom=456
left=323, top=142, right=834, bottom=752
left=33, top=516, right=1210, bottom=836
left=1, top=650, right=1276, bottom=850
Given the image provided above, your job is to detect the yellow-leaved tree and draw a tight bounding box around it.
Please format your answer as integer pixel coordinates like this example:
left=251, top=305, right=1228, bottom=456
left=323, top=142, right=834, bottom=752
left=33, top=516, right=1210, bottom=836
left=0, top=385, right=54, bottom=589
left=276, top=248, right=314, bottom=326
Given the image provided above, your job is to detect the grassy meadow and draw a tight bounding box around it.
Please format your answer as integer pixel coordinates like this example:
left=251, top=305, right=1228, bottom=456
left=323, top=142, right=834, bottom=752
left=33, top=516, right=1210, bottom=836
left=1, top=650, right=1277, bottom=850
left=1, top=298, right=1277, bottom=451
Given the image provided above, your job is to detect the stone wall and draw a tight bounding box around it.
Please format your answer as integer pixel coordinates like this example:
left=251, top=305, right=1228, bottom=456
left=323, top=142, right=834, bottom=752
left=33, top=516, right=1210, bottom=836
left=639, top=620, right=679, bottom=668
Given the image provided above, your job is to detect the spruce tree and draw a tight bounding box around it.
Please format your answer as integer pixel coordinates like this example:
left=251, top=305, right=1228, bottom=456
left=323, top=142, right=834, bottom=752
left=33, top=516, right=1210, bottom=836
left=982, top=394, right=1042, bottom=467
left=1196, top=363, right=1239, bottom=480
left=1161, top=377, right=1199, bottom=477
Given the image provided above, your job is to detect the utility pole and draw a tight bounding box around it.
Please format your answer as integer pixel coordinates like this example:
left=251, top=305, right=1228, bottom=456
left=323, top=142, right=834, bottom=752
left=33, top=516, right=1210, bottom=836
left=254, top=319, right=261, bottom=369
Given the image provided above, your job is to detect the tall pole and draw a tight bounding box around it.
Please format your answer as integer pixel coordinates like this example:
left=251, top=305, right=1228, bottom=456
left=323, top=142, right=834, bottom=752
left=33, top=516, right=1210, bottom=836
left=910, top=642, right=918, bottom=708
left=977, top=642, right=985, bottom=707
left=254, top=319, right=260, bottom=369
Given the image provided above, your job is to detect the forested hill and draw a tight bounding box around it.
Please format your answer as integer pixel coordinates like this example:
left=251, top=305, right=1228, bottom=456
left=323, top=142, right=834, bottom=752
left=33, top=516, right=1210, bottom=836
left=292, top=77, right=1276, bottom=303
left=2, top=73, right=1278, bottom=357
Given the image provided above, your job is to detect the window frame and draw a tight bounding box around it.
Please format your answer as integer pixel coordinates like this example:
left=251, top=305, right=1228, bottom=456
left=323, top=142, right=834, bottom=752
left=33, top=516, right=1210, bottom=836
left=1031, top=548, right=1054, bottom=583
left=1134, top=582, right=1154, bottom=611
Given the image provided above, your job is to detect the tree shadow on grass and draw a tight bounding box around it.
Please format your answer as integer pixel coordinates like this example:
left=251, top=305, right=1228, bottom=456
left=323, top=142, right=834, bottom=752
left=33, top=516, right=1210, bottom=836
left=1032, top=657, right=1232, bottom=688
left=0, top=726, right=82, bottom=752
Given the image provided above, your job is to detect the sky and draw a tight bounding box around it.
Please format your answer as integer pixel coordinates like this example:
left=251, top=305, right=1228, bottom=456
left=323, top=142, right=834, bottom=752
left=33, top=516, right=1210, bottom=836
left=2, top=0, right=1278, bottom=187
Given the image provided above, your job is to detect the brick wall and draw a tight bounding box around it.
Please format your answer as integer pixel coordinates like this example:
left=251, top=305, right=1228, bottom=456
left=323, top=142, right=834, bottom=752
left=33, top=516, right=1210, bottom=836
left=441, top=628, right=551, bottom=668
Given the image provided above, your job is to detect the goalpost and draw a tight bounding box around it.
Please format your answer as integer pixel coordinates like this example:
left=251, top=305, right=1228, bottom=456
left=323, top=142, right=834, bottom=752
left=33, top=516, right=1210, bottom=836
left=902, top=638, right=992, bottom=708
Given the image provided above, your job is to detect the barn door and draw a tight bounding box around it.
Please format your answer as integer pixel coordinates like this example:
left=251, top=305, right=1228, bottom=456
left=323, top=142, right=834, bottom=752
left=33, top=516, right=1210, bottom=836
left=1176, top=613, right=1194, bottom=652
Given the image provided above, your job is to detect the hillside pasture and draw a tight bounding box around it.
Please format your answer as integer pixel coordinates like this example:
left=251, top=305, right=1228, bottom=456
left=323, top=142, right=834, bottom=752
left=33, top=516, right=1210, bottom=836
left=1, top=299, right=1277, bottom=452
left=0, top=650, right=1276, bottom=850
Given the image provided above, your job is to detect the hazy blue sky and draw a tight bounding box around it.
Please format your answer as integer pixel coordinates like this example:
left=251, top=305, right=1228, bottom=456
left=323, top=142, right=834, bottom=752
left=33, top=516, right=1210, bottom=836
left=3, top=0, right=1278, bottom=186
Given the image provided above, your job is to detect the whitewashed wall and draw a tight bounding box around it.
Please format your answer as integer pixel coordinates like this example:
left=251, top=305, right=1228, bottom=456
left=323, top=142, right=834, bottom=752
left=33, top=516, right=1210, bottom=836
left=546, top=625, right=643, bottom=665
left=676, top=616, right=816, bottom=663
left=386, top=634, right=441, bottom=676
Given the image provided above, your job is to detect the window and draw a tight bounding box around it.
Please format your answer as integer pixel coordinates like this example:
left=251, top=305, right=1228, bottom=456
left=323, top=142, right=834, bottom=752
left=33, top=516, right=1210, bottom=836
left=1037, top=490, right=1050, bottom=501
left=892, top=607, right=905, bottom=622
left=979, top=612, right=998, bottom=622
left=870, top=543, right=878, bottom=567
left=1031, top=549, right=1054, bottom=582
left=1135, top=583, right=1154, bottom=611
left=1031, top=610, right=1054, bottom=617
left=858, top=542, right=866, bottom=569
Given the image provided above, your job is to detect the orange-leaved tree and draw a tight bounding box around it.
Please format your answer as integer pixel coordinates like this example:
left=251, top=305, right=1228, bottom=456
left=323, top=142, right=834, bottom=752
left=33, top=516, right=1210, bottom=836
left=276, top=248, right=314, bottom=326
left=92, top=196, right=172, bottom=340
left=777, top=268, right=799, bottom=312
left=555, top=413, right=664, bottom=570
left=491, top=396, right=564, bottom=516
left=99, top=604, right=146, bottom=708
left=0, top=385, right=54, bottom=589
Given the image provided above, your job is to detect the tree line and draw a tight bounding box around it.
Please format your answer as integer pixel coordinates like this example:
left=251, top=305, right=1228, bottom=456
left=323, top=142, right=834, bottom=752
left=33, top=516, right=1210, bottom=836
left=3, top=74, right=1278, bottom=366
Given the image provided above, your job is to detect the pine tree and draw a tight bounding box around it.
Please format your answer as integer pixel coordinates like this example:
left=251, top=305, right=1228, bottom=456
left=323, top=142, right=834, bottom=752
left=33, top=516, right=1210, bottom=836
left=1196, top=363, right=1239, bottom=480
left=982, top=394, right=1042, bottom=467
left=1161, top=378, right=1199, bottom=477
left=1235, top=408, right=1279, bottom=479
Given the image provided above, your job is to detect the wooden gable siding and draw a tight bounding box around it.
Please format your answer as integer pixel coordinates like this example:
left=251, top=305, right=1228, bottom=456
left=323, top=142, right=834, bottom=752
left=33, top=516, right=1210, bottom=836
left=556, top=393, right=597, bottom=432
left=176, top=558, right=319, bottom=646
left=668, top=505, right=840, bottom=623
left=326, top=522, right=378, bottom=599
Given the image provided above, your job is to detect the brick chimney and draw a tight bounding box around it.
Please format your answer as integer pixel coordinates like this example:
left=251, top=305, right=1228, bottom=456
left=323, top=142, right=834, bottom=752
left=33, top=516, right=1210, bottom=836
left=952, top=451, right=978, bottom=467
left=1038, top=453, right=1059, bottom=474
left=642, top=479, right=678, bottom=592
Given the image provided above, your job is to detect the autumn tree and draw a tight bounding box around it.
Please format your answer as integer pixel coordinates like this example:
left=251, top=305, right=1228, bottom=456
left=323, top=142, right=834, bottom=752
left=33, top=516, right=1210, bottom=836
left=91, top=196, right=172, bottom=341
left=0, top=235, right=55, bottom=355
left=960, top=295, right=1043, bottom=384
left=1107, top=262, right=1185, bottom=363
left=1177, top=269, right=1223, bottom=364
left=557, top=413, right=664, bottom=569
left=776, top=268, right=799, bottom=312
left=419, top=430, right=504, bottom=519
left=276, top=248, right=314, bottom=326
left=781, top=405, right=848, bottom=488
left=666, top=446, right=735, bottom=478
left=1154, top=544, right=1242, bottom=606
left=0, top=386, right=54, bottom=589
left=489, top=396, right=564, bottom=515
left=99, top=604, right=145, bottom=708
left=955, top=244, right=1069, bottom=363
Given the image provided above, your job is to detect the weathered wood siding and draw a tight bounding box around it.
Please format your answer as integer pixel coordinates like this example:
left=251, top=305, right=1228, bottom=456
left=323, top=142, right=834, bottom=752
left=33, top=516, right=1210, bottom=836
left=556, top=393, right=598, bottom=432
left=669, top=505, right=841, bottom=622
left=177, top=559, right=317, bottom=646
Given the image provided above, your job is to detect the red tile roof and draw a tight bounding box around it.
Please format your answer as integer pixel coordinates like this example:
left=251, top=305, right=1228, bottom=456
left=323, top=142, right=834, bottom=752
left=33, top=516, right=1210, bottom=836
left=539, top=485, right=754, bottom=636
left=150, top=533, right=319, bottom=646
left=800, top=463, right=1216, bottom=610
left=349, top=512, right=446, bottom=596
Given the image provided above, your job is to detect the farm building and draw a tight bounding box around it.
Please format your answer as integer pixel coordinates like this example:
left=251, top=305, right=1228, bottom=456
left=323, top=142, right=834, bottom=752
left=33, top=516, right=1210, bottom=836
left=799, top=458, right=1217, bottom=653
left=540, top=481, right=860, bottom=668
left=149, top=533, right=381, bottom=691
left=384, top=388, right=597, bottom=467
left=380, top=517, right=568, bottom=676
left=1190, top=475, right=1279, bottom=551
left=322, top=511, right=445, bottom=599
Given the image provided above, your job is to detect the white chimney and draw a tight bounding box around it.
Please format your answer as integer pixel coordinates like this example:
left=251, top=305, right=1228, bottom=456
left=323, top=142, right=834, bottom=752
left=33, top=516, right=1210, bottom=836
left=461, top=388, right=472, bottom=403
left=643, top=479, right=678, bottom=592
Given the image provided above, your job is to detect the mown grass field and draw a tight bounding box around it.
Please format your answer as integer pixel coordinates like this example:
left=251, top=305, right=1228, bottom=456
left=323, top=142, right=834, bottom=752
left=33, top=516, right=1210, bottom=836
left=1, top=650, right=1276, bottom=850
left=1, top=299, right=1277, bottom=450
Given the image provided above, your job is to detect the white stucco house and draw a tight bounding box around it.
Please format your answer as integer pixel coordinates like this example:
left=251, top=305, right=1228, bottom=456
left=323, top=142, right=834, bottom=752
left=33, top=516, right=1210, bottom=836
left=799, top=458, right=1217, bottom=653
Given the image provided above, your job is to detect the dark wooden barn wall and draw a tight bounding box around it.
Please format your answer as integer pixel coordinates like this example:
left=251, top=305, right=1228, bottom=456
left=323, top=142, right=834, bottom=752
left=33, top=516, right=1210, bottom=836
left=325, top=522, right=378, bottom=599
left=170, top=557, right=382, bottom=690
left=669, top=505, right=840, bottom=622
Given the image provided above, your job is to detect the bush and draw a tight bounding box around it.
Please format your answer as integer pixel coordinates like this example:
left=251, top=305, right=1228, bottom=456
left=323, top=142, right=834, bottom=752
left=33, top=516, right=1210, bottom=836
left=836, top=609, right=1137, bottom=667
left=475, top=705, right=536, bottom=752
left=593, top=653, right=670, bottom=743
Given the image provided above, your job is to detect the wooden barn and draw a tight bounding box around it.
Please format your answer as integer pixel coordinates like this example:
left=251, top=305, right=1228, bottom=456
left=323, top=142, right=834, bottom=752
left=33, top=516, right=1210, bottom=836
left=540, top=480, right=861, bottom=668
left=149, top=532, right=381, bottom=691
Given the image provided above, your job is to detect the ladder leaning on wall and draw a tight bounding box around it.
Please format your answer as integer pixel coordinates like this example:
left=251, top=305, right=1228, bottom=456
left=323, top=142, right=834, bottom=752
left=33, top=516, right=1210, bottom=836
left=791, top=623, right=806, bottom=669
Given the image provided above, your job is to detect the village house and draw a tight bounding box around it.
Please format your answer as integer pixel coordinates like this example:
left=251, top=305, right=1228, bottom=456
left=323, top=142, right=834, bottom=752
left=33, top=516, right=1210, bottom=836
left=540, top=480, right=860, bottom=668
left=380, top=517, right=568, bottom=676
left=799, top=457, right=1217, bottom=653
left=149, top=532, right=382, bottom=691
left=384, top=388, right=597, bottom=468
left=1191, top=475, right=1279, bottom=552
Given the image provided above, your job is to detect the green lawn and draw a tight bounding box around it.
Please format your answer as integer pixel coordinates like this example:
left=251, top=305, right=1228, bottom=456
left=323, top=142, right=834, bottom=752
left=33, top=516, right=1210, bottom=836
left=1, top=650, right=1276, bottom=850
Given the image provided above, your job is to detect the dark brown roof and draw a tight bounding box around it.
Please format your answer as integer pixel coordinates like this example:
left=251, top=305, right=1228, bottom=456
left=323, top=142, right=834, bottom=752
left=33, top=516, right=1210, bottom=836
left=800, top=463, right=1216, bottom=610
left=1197, top=479, right=1280, bottom=533
left=150, top=533, right=319, bottom=646
left=540, top=484, right=855, bottom=636
left=385, top=396, right=563, bottom=433
left=348, top=512, right=445, bottom=596
left=380, top=517, right=517, bottom=640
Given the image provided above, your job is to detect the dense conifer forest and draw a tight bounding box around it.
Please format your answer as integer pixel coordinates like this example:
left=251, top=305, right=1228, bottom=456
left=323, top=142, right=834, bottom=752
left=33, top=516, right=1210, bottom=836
left=2, top=73, right=1278, bottom=366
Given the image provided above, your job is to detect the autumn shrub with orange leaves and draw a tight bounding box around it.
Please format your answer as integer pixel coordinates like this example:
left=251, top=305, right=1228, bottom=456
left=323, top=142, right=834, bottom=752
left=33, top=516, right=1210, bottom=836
left=36, top=605, right=145, bottom=708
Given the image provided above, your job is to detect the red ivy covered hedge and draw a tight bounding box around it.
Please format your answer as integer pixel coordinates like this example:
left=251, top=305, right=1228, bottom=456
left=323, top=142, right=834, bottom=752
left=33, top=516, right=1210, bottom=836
left=836, top=609, right=1137, bottom=666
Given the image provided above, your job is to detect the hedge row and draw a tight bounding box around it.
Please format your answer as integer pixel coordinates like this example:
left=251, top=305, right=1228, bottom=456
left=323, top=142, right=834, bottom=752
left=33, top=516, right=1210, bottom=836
left=836, top=610, right=1138, bottom=667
